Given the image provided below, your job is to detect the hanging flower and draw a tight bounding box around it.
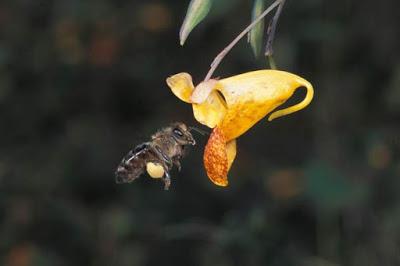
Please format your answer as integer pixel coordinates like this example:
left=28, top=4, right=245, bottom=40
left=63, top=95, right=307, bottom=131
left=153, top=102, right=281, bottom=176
left=167, top=70, right=314, bottom=186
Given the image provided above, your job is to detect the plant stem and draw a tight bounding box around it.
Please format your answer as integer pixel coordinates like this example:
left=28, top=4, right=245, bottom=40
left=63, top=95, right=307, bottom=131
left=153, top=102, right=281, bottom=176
left=204, top=0, right=281, bottom=81
left=267, top=55, right=277, bottom=69
left=265, top=0, right=285, bottom=56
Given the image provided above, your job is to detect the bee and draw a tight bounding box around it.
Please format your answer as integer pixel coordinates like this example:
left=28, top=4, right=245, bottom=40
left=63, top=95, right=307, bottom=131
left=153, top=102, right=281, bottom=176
left=115, top=122, right=197, bottom=190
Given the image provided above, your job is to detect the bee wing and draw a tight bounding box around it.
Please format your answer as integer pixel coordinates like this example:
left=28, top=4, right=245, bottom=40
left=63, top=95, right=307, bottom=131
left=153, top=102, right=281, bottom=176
left=115, top=143, right=152, bottom=184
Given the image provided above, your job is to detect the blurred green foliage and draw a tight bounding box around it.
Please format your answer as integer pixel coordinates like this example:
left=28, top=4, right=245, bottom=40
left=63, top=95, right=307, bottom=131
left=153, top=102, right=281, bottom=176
left=0, top=0, right=399, bottom=266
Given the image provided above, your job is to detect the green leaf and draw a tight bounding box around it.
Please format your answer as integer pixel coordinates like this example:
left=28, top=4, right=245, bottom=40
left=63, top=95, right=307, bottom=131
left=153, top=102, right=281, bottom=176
left=248, top=0, right=265, bottom=58
left=179, top=0, right=213, bottom=46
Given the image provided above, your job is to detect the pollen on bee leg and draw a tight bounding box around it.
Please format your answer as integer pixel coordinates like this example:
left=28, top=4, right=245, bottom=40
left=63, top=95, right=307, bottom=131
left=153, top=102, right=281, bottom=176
left=146, top=162, right=165, bottom=178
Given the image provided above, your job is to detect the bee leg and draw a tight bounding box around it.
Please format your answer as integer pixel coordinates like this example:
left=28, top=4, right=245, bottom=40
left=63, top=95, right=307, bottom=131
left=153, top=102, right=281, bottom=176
left=165, top=159, right=173, bottom=169
left=174, top=160, right=182, bottom=172
left=163, top=170, right=171, bottom=190
left=152, top=145, right=173, bottom=169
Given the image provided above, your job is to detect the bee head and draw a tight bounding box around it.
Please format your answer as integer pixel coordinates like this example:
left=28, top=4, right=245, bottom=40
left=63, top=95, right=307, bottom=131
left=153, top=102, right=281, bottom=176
left=170, top=122, right=196, bottom=146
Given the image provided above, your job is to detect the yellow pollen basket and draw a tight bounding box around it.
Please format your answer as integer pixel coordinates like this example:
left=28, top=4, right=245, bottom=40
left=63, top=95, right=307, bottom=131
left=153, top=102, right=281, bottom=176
left=146, top=162, right=165, bottom=179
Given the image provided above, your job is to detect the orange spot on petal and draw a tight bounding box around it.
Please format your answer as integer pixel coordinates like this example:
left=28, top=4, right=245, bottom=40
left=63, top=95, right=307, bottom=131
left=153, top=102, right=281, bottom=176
left=204, top=127, right=229, bottom=186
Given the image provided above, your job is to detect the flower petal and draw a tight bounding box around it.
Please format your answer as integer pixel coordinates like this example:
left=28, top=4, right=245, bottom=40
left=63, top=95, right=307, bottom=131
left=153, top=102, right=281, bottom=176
left=215, top=70, right=314, bottom=140
left=190, top=79, right=218, bottom=104
left=203, top=127, right=236, bottom=186
left=267, top=74, right=313, bottom=121
left=192, top=90, right=227, bottom=128
left=204, top=127, right=228, bottom=186
left=166, top=72, right=195, bottom=103
left=226, top=139, right=236, bottom=171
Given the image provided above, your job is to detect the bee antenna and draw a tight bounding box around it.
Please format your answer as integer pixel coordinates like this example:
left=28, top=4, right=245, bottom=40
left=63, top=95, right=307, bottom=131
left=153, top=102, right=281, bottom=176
left=189, top=126, right=209, bottom=136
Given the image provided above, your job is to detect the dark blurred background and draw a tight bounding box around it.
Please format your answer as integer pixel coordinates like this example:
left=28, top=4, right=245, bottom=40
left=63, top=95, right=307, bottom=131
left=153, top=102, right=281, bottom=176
left=0, top=0, right=399, bottom=265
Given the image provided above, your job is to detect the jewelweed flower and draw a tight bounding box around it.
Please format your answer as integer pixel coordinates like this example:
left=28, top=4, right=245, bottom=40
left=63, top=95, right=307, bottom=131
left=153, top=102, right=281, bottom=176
left=167, top=70, right=314, bottom=186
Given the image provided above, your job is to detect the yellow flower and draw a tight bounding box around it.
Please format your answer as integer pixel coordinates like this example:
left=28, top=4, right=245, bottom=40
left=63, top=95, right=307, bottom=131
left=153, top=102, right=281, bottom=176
left=166, top=70, right=314, bottom=187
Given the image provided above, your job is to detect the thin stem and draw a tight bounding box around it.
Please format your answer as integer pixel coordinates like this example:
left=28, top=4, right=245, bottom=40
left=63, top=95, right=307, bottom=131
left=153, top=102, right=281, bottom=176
left=204, top=0, right=281, bottom=81
left=265, top=0, right=285, bottom=56
left=267, top=55, right=277, bottom=69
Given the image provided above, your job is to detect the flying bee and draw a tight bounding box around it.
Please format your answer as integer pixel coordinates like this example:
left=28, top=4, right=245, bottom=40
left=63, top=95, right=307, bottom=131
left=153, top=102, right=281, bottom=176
left=115, top=122, right=198, bottom=190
